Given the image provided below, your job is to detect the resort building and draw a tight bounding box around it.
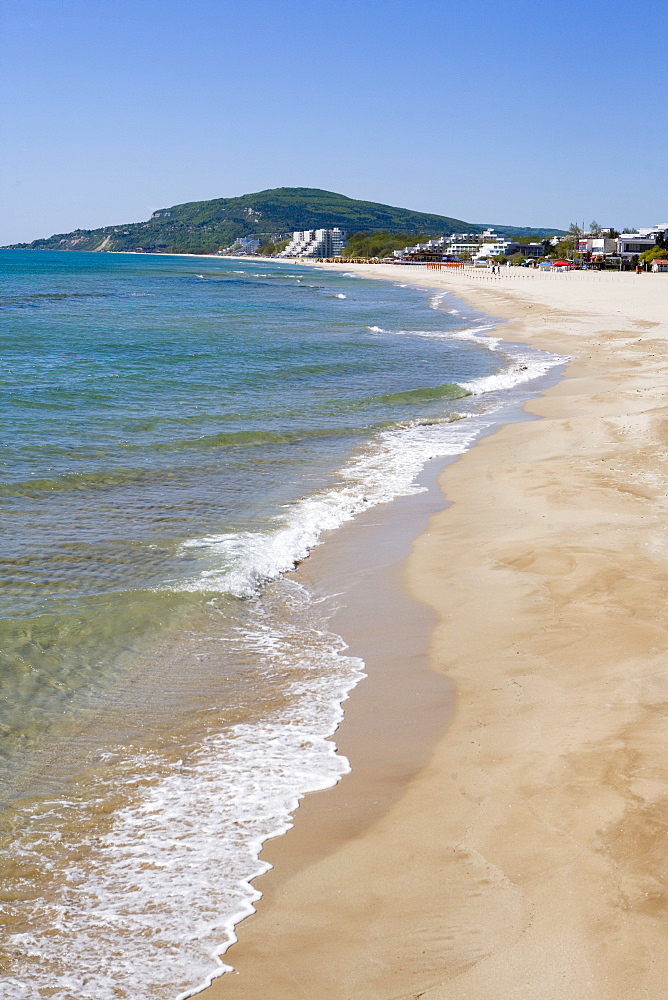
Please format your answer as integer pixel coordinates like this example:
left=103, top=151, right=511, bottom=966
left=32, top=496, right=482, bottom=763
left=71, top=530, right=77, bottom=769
left=475, top=229, right=520, bottom=258
left=616, top=226, right=668, bottom=259
left=447, top=237, right=488, bottom=258
left=221, top=237, right=261, bottom=255
left=279, top=228, right=346, bottom=258
left=393, top=229, right=519, bottom=261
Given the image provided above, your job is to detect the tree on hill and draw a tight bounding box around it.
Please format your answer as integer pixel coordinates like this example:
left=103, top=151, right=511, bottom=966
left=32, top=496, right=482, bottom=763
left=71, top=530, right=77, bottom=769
left=342, top=231, right=433, bottom=259
left=258, top=237, right=291, bottom=256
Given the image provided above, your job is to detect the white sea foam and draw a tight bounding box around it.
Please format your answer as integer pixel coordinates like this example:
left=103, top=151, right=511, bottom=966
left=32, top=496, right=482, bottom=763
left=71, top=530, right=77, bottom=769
left=177, top=322, right=566, bottom=604
left=429, top=291, right=449, bottom=309
left=459, top=344, right=569, bottom=395
left=444, top=327, right=501, bottom=347
left=179, top=412, right=494, bottom=600
left=335, top=293, right=347, bottom=299
left=0, top=590, right=365, bottom=1000
left=402, top=322, right=569, bottom=396
left=364, top=321, right=569, bottom=392
left=368, top=324, right=500, bottom=347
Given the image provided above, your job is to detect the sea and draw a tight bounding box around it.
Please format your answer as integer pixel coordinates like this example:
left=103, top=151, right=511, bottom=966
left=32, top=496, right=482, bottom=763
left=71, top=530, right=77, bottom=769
left=0, top=250, right=566, bottom=999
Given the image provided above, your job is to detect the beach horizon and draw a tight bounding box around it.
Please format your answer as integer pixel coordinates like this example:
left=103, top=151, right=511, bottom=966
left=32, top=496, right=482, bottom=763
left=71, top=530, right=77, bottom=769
left=200, top=263, right=668, bottom=1000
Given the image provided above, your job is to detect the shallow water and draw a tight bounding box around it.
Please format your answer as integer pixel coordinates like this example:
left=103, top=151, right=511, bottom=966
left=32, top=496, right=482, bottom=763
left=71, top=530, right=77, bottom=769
left=0, top=250, right=566, bottom=998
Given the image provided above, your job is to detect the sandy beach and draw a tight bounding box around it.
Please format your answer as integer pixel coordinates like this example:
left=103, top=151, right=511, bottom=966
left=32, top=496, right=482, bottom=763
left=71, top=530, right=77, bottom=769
left=202, top=265, right=668, bottom=1000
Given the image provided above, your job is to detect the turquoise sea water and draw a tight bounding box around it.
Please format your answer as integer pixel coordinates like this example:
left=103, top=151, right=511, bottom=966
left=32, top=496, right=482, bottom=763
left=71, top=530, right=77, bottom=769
left=0, top=251, right=564, bottom=999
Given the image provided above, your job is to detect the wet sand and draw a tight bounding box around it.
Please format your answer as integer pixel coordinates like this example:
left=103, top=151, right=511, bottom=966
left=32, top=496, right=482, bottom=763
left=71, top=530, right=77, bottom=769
left=202, top=266, right=668, bottom=999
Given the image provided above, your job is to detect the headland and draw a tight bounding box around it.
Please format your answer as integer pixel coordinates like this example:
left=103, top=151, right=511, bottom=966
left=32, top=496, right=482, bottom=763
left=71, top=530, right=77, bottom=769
left=201, top=265, right=668, bottom=999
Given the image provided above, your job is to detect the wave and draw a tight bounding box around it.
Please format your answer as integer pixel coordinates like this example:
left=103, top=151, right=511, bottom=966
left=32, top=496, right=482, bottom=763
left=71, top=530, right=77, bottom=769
left=0, top=585, right=365, bottom=1000
left=150, top=425, right=361, bottom=451
left=367, top=323, right=501, bottom=348
left=0, top=427, right=384, bottom=496
left=177, top=412, right=488, bottom=599
left=0, top=465, right=192, bottom=496
left=174, top=331, right=567, bottom=601
left=458, top=344, right=570, bottom=395
left=364, top=321, right=570, bottom=395
left=4, top=291, right=114, bottom=302
left=369, top=383, right=470, bottom=405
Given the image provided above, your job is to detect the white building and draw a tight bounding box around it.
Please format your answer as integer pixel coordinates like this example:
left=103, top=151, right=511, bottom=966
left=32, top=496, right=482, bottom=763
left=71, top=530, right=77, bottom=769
left=616, top=226, right=668, bottom=259
left=449, top=238, right=486, bottom=258
left=222, top=236, right=261, bottom=255
left=577, top=236, right=617, bottom=257
left=394, top=229, right=518, bottom=261
left=279, top=228, right=346, bottom=258
left=477, top=230, right=522, bottom=258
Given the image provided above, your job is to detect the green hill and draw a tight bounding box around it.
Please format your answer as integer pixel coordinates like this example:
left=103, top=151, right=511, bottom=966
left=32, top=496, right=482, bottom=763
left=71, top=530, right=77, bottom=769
left=4, top=187, right=563, bottom=254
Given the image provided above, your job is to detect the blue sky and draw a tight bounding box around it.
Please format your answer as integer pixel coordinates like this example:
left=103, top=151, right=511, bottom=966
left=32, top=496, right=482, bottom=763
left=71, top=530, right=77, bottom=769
left=1, top=0, right=666, bottom=244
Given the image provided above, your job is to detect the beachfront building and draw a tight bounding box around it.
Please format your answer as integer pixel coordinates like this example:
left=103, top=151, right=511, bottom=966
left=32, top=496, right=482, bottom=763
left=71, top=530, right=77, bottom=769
left=475, top=234, right=548, bottom=260
left=279, top=228, right=346, bottom=258
left=393, top=234, right=462, bottom=259
left=475, top=229, right=520, bottom=258
left=578, top=236, right=617, bottom=258
left=448, top=237, right=489, bottom=258
left=518, top=242, right=545, bottom=259
left=394, top=229, right=518, bottom=261
left=616, top=226, right=668, bottom=259
left=221, top=237, right=262, bottom=255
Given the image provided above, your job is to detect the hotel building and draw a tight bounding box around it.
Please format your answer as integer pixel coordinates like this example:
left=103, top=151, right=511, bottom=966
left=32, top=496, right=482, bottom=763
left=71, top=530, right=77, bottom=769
left=394, top=229, right=520, bottom=261
left=279, top=228, right=347, bottom=258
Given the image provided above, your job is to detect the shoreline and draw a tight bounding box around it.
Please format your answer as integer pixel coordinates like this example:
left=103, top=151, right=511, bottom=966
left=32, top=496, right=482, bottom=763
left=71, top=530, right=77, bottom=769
left=199, top=263, right=668, bottom=999
left=191, top=282, right=555, bottom=995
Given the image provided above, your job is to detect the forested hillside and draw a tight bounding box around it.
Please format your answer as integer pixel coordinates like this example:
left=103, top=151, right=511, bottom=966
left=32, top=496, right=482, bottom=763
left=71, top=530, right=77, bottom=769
left=6, top=188, right=478, bottom=254
left=5, top=187, right=563, bottom=254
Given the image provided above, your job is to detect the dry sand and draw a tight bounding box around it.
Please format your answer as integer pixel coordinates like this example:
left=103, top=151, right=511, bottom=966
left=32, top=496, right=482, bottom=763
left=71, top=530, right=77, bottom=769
left=202, top=266, right=668, bottom=1000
